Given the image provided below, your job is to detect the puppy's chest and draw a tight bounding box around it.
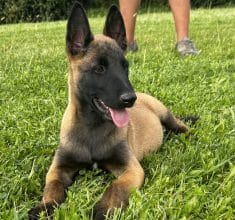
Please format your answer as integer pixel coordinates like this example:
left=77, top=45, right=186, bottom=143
left=58, top=127, right=129, bottom=168
left=81, top=131, right=128, bottom=165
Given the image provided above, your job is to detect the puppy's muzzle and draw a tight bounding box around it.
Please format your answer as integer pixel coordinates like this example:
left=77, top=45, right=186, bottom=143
left=120, top=92, right=137, bottom=107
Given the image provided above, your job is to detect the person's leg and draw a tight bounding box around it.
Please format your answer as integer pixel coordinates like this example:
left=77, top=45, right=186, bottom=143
left=119, top=0, right=140, bottom=48
left=169, top=0, right=199, bottom=55
left=168, top=0, right=190, bottom=41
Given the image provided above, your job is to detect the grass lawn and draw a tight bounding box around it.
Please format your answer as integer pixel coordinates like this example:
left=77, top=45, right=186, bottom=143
left=0, top=7, right=235, bottom=220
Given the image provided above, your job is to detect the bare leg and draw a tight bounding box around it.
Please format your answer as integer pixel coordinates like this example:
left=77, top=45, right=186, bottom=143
left=119, top=0, right=141, bottom=44
left=168, top=0, right=190, bottom=41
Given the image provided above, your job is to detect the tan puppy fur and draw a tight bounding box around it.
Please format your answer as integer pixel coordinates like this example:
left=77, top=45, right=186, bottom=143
left=28, top=3, right=192, bottom=220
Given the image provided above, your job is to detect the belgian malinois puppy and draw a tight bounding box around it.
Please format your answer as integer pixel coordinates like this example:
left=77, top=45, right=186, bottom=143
left=29, top=2, right=196, bottom=220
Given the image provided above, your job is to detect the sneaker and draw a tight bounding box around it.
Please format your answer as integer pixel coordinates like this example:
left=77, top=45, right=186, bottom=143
left=127, top=40, right=138, bottom=52
left=175, top=37, right=199, bottom=56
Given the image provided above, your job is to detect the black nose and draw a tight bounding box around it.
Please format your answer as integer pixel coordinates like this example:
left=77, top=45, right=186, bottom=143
left=120, top=92, right=137, bottom=107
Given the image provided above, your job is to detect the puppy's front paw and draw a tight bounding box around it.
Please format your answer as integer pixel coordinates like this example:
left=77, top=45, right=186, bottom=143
left=93, top=202, right=108, bottom=220
left=28, top=203, right=54, bottom=220
left=93, top=183, right=129, bottom=220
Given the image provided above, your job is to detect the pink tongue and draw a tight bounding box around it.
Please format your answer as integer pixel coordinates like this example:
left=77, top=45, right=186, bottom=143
left=109, top=108, right=129, bottom=128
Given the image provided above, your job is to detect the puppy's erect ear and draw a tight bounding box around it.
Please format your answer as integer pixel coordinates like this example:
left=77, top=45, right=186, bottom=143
left=66, top=2, right=94, bottom=56
left=103, top=5, right=127, bottom=51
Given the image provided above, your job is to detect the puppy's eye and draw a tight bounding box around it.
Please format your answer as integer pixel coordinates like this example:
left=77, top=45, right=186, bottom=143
left=94, top=65, right=106, bottom=74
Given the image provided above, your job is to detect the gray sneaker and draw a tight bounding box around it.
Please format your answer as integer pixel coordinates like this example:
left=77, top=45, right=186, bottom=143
left=176, top=37, right=199, bottom=56
left=127, top=40, right=138, bottom=52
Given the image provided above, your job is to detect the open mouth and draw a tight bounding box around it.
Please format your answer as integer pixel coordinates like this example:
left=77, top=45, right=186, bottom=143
left=92, top=97, right=129, bottom=128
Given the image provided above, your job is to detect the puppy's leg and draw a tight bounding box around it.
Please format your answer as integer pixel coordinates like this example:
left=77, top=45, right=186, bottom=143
left=93, top=155, right=144, bottom=220
left=144, top=98, right=189, bottom=133
left=161, top=110, right=189, bottom=133
left=28, top=154, right=77, bottom=219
